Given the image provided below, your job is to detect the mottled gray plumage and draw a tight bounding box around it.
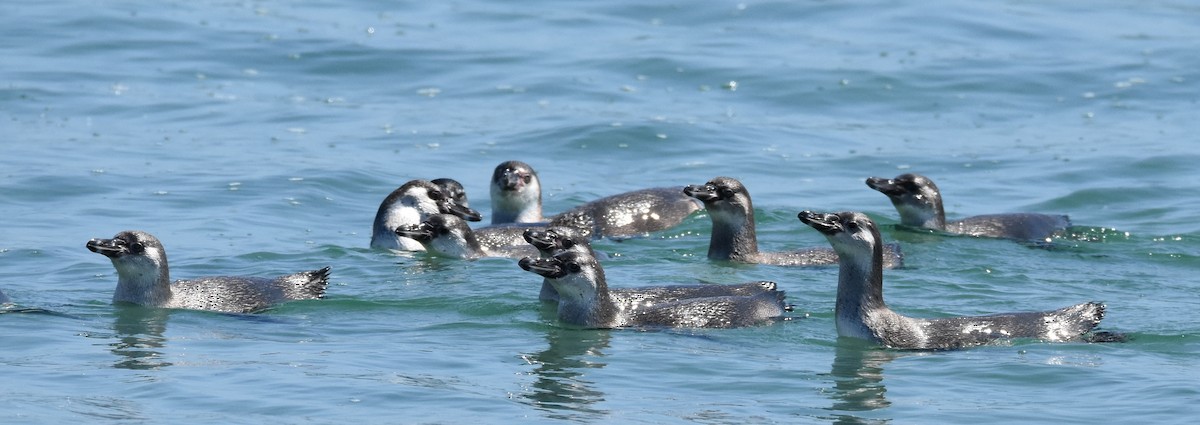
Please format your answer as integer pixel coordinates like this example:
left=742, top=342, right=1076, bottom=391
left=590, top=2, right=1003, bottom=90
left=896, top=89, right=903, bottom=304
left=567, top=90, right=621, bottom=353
left=521, top=227, right=779, bottom=304
left=371, top=179, right=482, bottom=251
left=685, top=177, right=903, bottom=268
left=396, top=214, right=537, bottom=259
left=518, top=250, right=789, bottom=329
left=550, top=187, right=702, bottom=240
left=798, top=210, right=1104, bottom=350
left=866, top=173, right=1070, bottom=242
left=87, top=230, right=329, bottom=314
left=489, top=160, right=700, bottom=239
left=475, top=223, right=547, bottom=253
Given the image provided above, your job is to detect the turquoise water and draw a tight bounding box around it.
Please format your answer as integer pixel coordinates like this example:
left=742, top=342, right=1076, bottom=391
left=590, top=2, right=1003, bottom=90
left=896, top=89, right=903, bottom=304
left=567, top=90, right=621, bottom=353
left=3, top=0, right=1198, bottom=423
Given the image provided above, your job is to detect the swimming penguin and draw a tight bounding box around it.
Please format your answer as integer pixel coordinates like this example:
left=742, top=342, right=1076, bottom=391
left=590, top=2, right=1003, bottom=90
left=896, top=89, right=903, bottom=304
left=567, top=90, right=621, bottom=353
left=523, top=226, right=600, bottom=301
left=684, top=177, right=903, bottom=268
left=865, top=173, right=1070, bottom=242
left=371, top=179, right=483, bottom=251
left=521, top=227, right=779, bottom=303
left=797, top=210, right=1105, bottom=350
left=86, top=231, right=330, bottom=314
left=395, top=214, right=537, bottom=259
left=490, top=160, right=701, bottom=239
left=491, top=160, right=544, bottom=224
left=557, top=187, right=703, bottom=240
left=518, top=250, right=790, bottom=329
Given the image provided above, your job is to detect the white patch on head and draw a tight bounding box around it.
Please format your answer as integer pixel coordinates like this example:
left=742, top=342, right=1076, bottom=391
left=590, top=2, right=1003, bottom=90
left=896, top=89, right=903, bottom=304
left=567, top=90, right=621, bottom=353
left=401, top=187, right=440, bottom=215
left=111, top=244, right=169, bottom=305
left=114, top=246, right=165, bottom=280
left=917, top=185, right=940, bottom=203
left=381, top=187, right=438, bottom=235
left=851, top=221, right=877, bottom=247
left=828, top=217, right=876, bottom=269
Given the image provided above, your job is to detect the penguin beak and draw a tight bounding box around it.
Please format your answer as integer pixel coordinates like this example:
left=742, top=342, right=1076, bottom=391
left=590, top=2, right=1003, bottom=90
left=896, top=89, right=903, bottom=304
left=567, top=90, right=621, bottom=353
left=865, top=177, right=903, bottom=196
left=395, top=222, right=435, bottom=242
left=523, top=229, right=555, bottom=251
left=499, top=170, right=531, bottom=192
left=518, top=256, right=567, bottom=278
left=442, top=201, right=482, bottom=222
left=503, top=172, right=522, bottom=190
left=798, top=211, right=842, bottom=235
left=86, top=238, right=125, bottom=258
left=683, top=184, right=718, bottom=202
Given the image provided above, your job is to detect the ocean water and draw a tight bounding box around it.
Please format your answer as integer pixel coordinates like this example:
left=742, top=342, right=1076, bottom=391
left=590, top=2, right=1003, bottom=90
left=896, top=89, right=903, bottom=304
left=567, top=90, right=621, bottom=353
left=2, top=0, right=1198, bottom=423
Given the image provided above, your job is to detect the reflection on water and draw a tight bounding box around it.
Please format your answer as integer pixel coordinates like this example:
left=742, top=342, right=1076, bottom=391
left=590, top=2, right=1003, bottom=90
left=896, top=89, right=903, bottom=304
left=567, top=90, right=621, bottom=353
left=520, top=318, right=612, bottom=421
left=109, top=306, right=172, bottom=370
left=823, top=338, right=907, bottom=425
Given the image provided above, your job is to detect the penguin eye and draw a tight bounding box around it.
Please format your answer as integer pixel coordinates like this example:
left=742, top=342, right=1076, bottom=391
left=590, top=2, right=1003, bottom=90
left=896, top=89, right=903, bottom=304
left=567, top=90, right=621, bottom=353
left=568, top=262, right=582, bottom=273
left=129, top=242, right=145, bottom=254
left=428, top=190, right=444, bottom=201
left=846, top=221, right=860, bottom=231
left=522, top=174, right=532, bottom=184
left=718, top=187, right=735, bottom=199
left=560, top=239, right=575, bottom=249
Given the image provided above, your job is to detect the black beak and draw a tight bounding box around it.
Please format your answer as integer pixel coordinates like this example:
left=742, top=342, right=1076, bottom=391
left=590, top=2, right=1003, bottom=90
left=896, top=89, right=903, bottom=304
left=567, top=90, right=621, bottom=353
left=499, top=170, right=528, bottom=192
left=865, top=177, right=902, bottom=196
left=395, top=222, right=435, bottom=242
left=683, top=184, right=718, bottom=202
left=518, top=256, right=566, bottom=278
left=442, top=201, right=482, bottom=222
left=798, top=211, right=842, bottom=235
left=86, top=238, right=124, bottom=258
left=523, top=229, right=556, bottom=251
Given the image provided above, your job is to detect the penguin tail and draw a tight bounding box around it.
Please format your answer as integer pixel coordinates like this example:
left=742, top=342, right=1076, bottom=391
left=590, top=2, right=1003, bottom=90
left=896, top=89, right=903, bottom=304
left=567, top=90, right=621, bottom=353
left=284, top=266, right=331, bottom=300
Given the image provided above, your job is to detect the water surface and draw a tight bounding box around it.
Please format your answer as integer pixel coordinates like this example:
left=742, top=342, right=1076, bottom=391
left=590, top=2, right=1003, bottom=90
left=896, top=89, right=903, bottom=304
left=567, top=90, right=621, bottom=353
left=2, top=0, right=1198, bottom=423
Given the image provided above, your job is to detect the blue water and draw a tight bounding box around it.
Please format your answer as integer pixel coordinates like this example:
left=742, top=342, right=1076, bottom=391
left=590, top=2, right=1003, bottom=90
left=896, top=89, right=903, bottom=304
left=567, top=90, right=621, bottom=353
left=3, top=0, right=1198, bottom=423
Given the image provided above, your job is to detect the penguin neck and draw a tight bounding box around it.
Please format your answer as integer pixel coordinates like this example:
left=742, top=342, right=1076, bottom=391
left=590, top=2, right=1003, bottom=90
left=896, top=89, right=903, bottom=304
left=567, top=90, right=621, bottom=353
left=112, top=256, right=173, bottom=307
left=492, top=197, right=543, bottom=224
left=554, top=266, right=618, bottom=327
left=894, top=198, right=947, bottom=231
left=925, top=197, right=947, bottom=230
left=431, top=229, right=487, bottom=259
left=707, top=206, right=758, bottom=261
left=834, top=239, right=888, bottom=336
